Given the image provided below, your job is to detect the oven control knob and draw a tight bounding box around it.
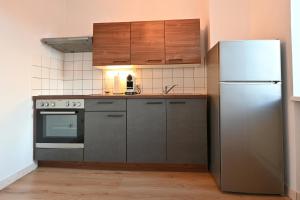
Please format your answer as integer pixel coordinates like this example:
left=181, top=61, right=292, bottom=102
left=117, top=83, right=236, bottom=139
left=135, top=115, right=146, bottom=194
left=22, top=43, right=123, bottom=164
left=40, top=102, right=44, bottom=107
left=77, top=102, right=81, bottom=107
left=51, top=102, right=55, bottom=107
left=44, top=102, right=49, bottom=107
left=72, top=102, right=77, bottom=107
left=65, top=101, right=70, bottom=107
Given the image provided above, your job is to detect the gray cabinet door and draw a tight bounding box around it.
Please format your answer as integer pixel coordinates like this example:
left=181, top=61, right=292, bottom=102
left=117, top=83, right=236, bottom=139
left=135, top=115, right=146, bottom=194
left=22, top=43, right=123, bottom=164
left=84, top=112, right=126, bottom=162
left=167, top=99, right=207, bottom=164
left=127, top=99, right=166, bottom=163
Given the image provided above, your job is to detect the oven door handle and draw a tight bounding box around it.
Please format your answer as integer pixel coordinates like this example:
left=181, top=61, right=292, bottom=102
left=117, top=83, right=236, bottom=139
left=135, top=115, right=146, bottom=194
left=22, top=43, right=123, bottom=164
left=39, top=111, right=76, bottom=115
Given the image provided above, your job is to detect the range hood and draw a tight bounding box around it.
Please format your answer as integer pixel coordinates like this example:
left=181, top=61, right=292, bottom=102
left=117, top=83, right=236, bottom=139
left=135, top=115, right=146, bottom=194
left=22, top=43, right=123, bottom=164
left=41, top=36, right=93, bottom=53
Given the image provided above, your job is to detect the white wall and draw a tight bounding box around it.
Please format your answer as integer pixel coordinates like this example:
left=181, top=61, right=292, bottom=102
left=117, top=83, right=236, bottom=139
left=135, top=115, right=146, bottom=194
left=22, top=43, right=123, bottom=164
left=208, top=0, right=252, bottom=47
left=291, top=0, right=300, bottom=96
left=0, top=0, right=65, bottom=188
left=62, top=0, right=209, bottom=57
left=291, top=0, right=300, bottom=195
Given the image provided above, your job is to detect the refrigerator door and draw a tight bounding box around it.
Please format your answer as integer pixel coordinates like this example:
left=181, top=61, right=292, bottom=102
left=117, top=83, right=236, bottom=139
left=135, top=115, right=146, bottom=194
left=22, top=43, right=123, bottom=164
left=220, top=40, right=281, bottom=82
left=220, top=82, right=284, bottom=194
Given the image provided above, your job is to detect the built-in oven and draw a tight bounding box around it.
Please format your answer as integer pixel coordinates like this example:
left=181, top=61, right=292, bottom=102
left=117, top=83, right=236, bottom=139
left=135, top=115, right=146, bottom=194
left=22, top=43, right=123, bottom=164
left=35, top=99, right=84, bottom=149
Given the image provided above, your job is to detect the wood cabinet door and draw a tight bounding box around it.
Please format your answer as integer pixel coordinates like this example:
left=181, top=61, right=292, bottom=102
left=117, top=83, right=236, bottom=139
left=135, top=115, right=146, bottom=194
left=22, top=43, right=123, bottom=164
left=165, top=19, right=201, bottom=64
left=131, top=21, right=165, bottom=65
left=93, top=22, right=130, bottom=66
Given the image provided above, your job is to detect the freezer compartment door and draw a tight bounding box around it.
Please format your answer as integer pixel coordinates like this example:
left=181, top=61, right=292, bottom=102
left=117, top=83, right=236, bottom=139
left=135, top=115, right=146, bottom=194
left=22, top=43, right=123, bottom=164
left=220, top=40, right=281, bottom=82
left=220, top=82, right=284, bottom=194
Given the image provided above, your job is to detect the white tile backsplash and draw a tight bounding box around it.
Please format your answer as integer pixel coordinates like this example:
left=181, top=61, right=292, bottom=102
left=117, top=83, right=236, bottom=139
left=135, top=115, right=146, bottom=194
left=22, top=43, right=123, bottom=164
left=31, top=66, right=41, bottom=78
left=31, top=53, right=64, bottom=95
left=173, top=68, right=184, bottom=78
left=64, top=61, right=73, bottom=70
left=142, top=69, right=153, bottom=79
left=163, top=69, right=172, bottom=78
left=173, top=77, right=184, bottom=88
left=64, top=53, right=74, bottom=62
left=32, top=52, right=207, bottom=96
left=83, top=80, right=92, bottom=89
left=64, top=70, right=73, bottom=80
left=83, top=52, right=93, bottom=61
left=63, top=80, right=73, bottom=90
left=74, top=53, right=83, bottom=61
left=83, top=70, right=93, bottom=79
left=93, top=79, right=102, bottom=90
left=153, top=69, right=162, bottom=78
left=73, top=80, right=83, bottom=90
left=184, top=78, right=195, bottom=88
left=74, top=70, right=83, bottom=80
left=184, top=68, right=194, bottom=77
left=142, top=79, right=153, bottom=89
left=153, top=78, right=163, bottom=89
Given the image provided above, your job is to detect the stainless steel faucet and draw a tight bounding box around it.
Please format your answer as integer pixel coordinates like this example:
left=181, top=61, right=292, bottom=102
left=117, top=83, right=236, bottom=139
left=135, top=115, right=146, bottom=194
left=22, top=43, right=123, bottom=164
left=163, top=84, right=177, bottom=94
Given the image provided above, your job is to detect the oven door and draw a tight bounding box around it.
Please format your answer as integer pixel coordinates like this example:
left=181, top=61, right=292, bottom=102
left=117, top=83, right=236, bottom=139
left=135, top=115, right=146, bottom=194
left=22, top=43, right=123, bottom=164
left=36, top=109, right=84, bottom=148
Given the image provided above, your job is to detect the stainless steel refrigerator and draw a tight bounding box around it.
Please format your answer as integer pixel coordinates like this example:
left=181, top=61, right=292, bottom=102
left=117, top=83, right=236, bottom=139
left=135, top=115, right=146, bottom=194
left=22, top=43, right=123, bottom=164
left=207, top=40, right=284, bottom=194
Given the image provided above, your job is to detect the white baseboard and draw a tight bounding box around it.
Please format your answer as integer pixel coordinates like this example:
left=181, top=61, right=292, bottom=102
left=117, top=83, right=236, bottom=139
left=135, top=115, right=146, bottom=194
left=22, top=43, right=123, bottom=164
left=287, top=187, right=300, bottom=200
left=0, top=162, right=37, bottom=190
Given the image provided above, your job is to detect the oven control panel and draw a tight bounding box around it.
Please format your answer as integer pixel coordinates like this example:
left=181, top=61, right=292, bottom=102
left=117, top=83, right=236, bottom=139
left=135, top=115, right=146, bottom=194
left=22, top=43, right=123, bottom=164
left=36, top=99, right=84, bottom=109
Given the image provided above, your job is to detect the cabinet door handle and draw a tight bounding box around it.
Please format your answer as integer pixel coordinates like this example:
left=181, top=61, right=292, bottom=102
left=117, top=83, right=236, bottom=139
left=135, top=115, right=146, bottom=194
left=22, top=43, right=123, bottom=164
left=97, top=101, right=113, bottom=104
left=169, top=101, right=186, bottom=104
left=146, top=102, right=163, bottom=105
left=146, top=59, right=162, bottom=63
left=113, top=60, right=129, bottom=64
left=107, top=114, right=124, bottom=118
left=168, top=58, right=183, bottom=63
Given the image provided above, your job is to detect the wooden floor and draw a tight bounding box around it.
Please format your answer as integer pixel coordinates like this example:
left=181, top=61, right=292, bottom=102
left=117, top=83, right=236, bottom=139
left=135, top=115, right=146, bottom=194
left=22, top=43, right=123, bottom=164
left=0, top=167, right=290, bottom=200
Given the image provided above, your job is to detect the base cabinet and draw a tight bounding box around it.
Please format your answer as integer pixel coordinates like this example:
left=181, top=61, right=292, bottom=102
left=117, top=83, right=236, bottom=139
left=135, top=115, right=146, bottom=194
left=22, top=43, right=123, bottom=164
left=127, top=99, right=166, bottom=163
left=84, top=112, right=126, bottom=162
left=35, top=98, right=207, bottom=166
left=167, top=99, right=207, bottom=164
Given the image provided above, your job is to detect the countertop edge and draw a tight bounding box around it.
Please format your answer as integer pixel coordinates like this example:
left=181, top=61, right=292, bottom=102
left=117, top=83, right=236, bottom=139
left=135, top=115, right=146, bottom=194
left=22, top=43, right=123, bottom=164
left=32, top=94, right=207, bottom=100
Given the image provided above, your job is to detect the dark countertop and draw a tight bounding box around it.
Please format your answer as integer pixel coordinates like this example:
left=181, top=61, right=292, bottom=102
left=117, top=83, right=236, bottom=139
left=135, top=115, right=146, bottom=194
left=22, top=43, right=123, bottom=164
left=32, top=94, right=207, bottom=100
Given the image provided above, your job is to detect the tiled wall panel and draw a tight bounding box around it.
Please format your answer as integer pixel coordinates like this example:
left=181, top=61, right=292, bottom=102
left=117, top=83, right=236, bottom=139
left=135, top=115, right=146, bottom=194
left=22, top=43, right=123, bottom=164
left=31, top=52, right=207, bottom=95
left=31, top=53, right=64, bottom=96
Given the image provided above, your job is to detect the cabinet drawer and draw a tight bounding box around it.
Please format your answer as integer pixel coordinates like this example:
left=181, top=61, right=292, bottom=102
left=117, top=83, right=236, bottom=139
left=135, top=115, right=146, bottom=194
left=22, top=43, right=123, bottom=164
left=85, top=99, right=126, bottom=111
left=35, top=148, right=83, bottom=161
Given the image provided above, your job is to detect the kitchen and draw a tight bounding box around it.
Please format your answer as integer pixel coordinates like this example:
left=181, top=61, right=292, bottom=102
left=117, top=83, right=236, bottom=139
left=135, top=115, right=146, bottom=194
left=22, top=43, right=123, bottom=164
left=0, top=0, right=299, bottom=200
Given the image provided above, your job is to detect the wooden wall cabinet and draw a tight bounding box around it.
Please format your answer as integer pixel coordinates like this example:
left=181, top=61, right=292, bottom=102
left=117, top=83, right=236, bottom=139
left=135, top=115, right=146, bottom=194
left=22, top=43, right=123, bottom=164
left=131, top=21, right=165, bottom=65
left=93, top=22, right=131, bottom=66
left=165, top=19, right=201, bottom=64
left=93, top=19, right=201, bottom=66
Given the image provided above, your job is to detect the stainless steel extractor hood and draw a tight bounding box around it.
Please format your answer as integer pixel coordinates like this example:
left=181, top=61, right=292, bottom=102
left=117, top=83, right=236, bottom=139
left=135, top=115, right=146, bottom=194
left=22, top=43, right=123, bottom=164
left=41, top=36, right=93, bottom=53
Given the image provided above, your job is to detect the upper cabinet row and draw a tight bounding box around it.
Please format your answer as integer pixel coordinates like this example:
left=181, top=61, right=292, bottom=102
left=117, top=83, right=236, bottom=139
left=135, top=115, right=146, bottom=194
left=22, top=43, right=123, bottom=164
left=93, top=19, right=201, bottom=66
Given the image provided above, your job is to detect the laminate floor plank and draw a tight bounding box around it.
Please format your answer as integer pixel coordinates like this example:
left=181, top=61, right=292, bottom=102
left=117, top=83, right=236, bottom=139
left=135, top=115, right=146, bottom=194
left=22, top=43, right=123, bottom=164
left=0, top=167, right=290, bottom=200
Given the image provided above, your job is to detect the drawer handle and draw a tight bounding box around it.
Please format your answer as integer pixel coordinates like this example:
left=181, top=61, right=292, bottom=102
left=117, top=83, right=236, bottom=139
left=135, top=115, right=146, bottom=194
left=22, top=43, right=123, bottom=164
left=113, top=60, right=129, bottom=63
left=107, top=114, right=124, bottom=118
left=168, top=58, right=183, bottom=63
left=169, top=102, right=186, bottom=104
left=97, top=102, right=113, bottom=104
left=146, top=102, right=163, bottom=105
left=146, top=59, right=162, bottom=63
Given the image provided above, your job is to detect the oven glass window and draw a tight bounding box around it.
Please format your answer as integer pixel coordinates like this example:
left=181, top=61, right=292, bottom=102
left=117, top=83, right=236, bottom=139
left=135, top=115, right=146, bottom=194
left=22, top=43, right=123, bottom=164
left=43, top=115, right=77, bottom=138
